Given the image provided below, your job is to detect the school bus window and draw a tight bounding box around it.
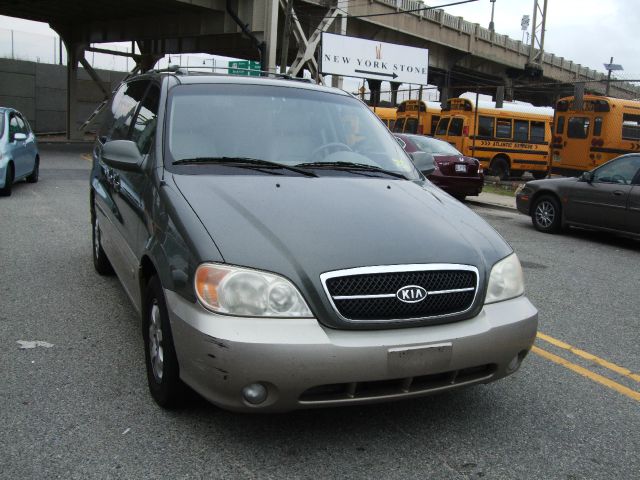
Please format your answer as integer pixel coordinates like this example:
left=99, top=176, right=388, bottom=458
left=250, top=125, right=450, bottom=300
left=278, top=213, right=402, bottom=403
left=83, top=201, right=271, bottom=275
left=531, top=121, right=545, bottom=142
left=496, top=119, right=512, bottom=139
left=593, top=117, right=603, bottom=137
left=436, top=117, right=450, bottom=136
left=388, top=120, right=396, bottom=131
left=478, top=116, right=494, bottom=138
left=567, top=117, right=590, bottom=139
left=405, top=117, right=418, bottom=134
left=393, top=117, right=405, bottom=133
left=621, top=113, right=640, bottom=140
left=556, top=116, right=565, bottom=134
left=430, top=115, right=440, bottom=135
left=448, top=118, right=463, bottom=136
left=514, top=120, right=529, bottom=142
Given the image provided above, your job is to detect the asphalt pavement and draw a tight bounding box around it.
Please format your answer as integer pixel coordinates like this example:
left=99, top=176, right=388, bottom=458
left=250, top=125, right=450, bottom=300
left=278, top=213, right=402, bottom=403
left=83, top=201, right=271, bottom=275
left=1, top=144, right=638, bottom=479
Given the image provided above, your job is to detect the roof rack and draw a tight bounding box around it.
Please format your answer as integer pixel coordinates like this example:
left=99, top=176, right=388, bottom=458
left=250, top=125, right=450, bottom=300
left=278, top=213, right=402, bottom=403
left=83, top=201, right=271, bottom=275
left=149, top=65, right=313, bottom=83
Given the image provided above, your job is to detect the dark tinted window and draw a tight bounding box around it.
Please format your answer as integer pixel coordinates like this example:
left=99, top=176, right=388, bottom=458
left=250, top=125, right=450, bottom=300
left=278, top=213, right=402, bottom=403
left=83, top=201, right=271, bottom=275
left=531, top=121, right=545, bottom=142
left=103, top=80, right=150, bottom=142
left=567, top=117, right=590, bottom=139
left=130, top=85, right=160, bottom=154
left=478, top=116, right=494, bottom=137
left=429, top=115, right=440, bottom=135
left=514, top=120, right=529, bottom=141
left=593, top=155, right=640, bottom=185
left=496, top=119, right=512, bottom=139
left=448, top=118, right=463, bottom=136
left=392, top=117, right=405, bottom=133
left=593, top=117, right=603, bottom=137
left=622, top=113, right=640, bottom=140
left=405, top=118, right=418, bottom=134
left=436, top=117, right=450, bottom=136
left=556, top=115, right=565, bottom=134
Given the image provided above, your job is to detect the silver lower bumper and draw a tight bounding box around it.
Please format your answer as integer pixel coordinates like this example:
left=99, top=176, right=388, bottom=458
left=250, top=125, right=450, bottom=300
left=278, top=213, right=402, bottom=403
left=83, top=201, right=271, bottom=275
left=166, top=290, right=538, bottom=412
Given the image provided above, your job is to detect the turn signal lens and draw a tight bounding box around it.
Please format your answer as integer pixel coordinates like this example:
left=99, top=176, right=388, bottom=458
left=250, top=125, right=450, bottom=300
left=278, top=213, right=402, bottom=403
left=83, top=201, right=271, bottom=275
left=195, top=263, right=313, bottom=317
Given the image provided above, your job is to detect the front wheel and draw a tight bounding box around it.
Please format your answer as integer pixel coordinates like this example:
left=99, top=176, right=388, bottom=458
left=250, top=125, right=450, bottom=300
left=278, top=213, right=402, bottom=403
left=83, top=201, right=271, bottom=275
left=532, top=195, right=561, bottom=233
left=143, top=276, right=184, bottom=408
left=489, top=157, right=510, bottom=180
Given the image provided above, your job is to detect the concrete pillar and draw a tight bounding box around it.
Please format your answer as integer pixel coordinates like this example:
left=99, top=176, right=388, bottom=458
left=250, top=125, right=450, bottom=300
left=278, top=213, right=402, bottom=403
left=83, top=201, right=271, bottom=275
left=366, top=79, right=382, bottom=106
left=65, top=42, right=82, bottom=140
left=264, top=0, right=279, bottom=72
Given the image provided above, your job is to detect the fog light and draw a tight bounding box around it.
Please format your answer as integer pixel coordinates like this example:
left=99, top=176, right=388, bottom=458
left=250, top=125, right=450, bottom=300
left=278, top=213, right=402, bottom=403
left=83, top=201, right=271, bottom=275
left=242, top=383, right=268, bottom=405
left=507, top=355, right=521, bottom=373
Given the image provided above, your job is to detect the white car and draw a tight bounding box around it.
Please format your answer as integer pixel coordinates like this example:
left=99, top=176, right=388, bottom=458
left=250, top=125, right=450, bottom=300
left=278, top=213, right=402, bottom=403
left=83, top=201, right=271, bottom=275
left=0, top=107, right=40, bottom=196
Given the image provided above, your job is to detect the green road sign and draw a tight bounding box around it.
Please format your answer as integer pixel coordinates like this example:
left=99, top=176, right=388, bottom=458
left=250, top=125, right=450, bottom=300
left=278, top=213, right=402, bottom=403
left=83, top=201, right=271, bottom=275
left=228, top=60, right=261, bottom=76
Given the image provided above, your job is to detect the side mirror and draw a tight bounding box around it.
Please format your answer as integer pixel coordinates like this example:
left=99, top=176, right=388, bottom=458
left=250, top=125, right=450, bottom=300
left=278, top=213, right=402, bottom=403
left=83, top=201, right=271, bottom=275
left=102, top=140, right=143, bottom=172
left=13, top=132, right=27, bottom=141
left=410, top=151, right=436, bottom=176
left=580, top=171, right=593, bottom=183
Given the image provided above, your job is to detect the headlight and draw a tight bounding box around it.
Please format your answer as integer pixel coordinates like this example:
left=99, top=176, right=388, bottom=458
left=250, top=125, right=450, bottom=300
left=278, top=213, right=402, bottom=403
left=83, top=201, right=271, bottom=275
left=195, top=263, right=313, bottom=317
left=484, top=253, right=524, bottom=304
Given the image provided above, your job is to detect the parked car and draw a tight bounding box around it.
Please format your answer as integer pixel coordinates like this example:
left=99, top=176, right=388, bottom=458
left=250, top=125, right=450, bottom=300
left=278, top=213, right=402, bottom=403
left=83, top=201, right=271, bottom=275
left=394, top=133, right=483, bottom=200
left=0, top=107, right=39, bottom=196
left=90, top=70, right=537, bottom=412
left=516, top=154, right=640, bottom=236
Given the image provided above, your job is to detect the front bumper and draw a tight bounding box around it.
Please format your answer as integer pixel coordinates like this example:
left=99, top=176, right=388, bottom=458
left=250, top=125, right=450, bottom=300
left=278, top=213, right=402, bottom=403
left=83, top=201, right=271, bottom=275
left=428, top=172, right=483, bottom=197
left=515, top=193, right=531, bottom=215
left=167, top=290, right=538, bottom=412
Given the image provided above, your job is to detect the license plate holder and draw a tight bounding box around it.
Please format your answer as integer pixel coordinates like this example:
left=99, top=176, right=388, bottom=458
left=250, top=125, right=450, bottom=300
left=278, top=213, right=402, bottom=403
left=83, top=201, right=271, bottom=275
left=387, top=343, right=452, bottom=376
left=455, top=164, right=467, bottom=173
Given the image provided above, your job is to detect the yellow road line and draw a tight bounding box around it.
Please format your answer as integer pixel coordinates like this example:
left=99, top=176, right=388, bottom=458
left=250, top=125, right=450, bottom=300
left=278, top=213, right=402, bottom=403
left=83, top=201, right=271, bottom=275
left=537, top=332, right=640, bottom=383
left=532, top=346, right=640, bottom=403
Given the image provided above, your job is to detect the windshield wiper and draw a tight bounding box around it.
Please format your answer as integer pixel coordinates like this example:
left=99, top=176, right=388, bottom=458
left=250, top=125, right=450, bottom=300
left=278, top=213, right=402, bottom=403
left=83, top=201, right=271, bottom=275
left=172, top=157, right=317, bottom=177
left=295, top=161, right=407, bottom=179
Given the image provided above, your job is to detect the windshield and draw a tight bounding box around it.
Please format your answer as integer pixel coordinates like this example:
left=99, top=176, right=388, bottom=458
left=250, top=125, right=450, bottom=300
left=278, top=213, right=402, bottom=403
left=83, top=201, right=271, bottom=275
left=411, top=136, right=462, bottom=155
left=166, top=84, right=419, bottom=180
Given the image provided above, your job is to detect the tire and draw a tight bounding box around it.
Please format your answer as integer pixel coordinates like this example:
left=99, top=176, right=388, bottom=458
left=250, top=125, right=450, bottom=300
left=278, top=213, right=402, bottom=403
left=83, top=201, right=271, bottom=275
left=453, top=194, right=466, bottom=202
left=531, top=195, right=561, bottom=233
left=92, top=214, right=114, bottom=275
left=26, top=156, right=39, bottom=183
left=143, top=276, right=184, bottom=409
left=0, top=163, right=14, bottom=197
left=489, top=157, right=510, bottom=180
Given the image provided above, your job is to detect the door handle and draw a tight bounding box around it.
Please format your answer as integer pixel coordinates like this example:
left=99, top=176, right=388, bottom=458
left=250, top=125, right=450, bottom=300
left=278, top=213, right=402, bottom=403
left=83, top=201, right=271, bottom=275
left=613, top=191, right=624, bottom=196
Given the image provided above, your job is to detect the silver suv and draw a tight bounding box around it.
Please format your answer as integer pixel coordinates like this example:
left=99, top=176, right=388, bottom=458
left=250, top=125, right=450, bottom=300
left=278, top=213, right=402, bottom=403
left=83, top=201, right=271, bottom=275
left=90, top=71, right=538, bottom=412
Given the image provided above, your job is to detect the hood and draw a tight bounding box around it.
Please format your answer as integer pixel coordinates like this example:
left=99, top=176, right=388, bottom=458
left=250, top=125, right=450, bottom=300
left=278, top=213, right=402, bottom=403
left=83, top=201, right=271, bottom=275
left=172, top=173, right=512, bottom=328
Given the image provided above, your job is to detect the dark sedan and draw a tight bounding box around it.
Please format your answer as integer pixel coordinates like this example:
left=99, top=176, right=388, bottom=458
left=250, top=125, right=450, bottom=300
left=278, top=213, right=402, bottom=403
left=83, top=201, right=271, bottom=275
left=395, top=134, right=483, bottom=200
left=516, top=154, right=640, bottom=236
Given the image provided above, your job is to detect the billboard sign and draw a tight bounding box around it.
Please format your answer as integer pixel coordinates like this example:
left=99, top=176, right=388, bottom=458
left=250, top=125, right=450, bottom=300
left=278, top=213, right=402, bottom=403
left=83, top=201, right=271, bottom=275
left=320, top=33, right=428, bottom=85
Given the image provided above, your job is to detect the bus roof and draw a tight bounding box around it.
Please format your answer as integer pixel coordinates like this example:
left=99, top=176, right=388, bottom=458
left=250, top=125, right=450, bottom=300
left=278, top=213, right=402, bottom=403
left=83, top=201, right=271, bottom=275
left=556, top=94, right=640, bottom=111
left=450, top=97, right=554, bottom=116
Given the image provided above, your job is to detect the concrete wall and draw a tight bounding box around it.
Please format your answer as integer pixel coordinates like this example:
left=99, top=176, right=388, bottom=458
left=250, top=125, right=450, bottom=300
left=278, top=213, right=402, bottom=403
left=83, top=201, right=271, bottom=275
left=0, top=58, right=127, bottom=133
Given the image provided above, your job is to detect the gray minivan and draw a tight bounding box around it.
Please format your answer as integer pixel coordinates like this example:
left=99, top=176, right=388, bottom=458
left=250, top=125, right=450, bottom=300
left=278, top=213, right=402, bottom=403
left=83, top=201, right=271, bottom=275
left=90, top=71, right=537, bottom=412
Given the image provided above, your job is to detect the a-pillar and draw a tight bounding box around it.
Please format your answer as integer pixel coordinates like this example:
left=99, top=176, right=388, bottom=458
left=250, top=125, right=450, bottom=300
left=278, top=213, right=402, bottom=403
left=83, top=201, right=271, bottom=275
left=65, top=41, right=84, bottom=141
left=390, top=81, right=401, bottom=106
left=367, top=79, right=382, bottom=106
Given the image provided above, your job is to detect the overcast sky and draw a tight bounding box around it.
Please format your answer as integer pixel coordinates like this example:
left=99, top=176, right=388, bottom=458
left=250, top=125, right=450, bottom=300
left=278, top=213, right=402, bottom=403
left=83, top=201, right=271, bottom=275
left=0, top=0, right=637, bottom=90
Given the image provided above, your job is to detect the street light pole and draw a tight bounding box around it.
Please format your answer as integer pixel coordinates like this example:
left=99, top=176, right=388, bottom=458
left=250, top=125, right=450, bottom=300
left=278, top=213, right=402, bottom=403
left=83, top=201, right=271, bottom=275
left=489, top=0, right=496, bottom=32
left=606, top=56, right=613, bottom=96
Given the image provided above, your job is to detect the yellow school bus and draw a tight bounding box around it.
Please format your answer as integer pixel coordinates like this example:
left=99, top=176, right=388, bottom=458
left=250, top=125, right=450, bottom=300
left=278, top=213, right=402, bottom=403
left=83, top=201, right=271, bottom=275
left=370, top=106, right=397, bottom=130
left=551, top=95, right=640, bottom=175
left=392, top=100, right=442, bottom=136
left=435, top=98, right=553, bottom=179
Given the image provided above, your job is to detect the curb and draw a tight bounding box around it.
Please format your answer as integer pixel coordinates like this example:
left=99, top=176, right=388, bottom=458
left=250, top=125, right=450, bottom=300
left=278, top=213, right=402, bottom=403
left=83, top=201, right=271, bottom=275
left=465, top=199, right=517, bottom=213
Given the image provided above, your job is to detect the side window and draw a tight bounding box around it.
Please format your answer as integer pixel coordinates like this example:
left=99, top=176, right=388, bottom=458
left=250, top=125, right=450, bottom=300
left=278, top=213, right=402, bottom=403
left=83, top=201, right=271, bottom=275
left=478, top=116, right=494, bottom=138
left=567, top=117, right=590, bottom=139
left=104, top=80, right=150, bottom=142
left=593, top=117, right=603, bottom=137
left=435, top=117, right=450, bottom=136
left=392, top=117, right=405, bottom=133
left=496, top=119, right=512, bottom=139
left=593, top=156, right=640, bottom=185
left=531, top=121, right=545, bottom=142
left=556, top=115, right=565, bottom=134
left=130, top=85, right=160, bottom=155
left=16, top=114, right=29, bottom=134
left=430, top=115, right=440, bottom=135
left=8, top=115, right=20, bottom=139
left=448, top=118, right=463, bottom=136
left=621, top=113, right=640, bottom=140
left=514, top=120, right=529, bottom=141
left=388, top=119, right=395, bottom=131
left=405, top=118, right=418, bottom=134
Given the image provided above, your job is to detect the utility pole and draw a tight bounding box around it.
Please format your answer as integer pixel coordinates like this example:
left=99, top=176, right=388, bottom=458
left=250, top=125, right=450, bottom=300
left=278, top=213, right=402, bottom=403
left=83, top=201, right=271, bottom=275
left=280, top=0, right=293, bottom=74
left=604, top=57, right=623, bottom=97
left=489, top=0, right=496, bottom=32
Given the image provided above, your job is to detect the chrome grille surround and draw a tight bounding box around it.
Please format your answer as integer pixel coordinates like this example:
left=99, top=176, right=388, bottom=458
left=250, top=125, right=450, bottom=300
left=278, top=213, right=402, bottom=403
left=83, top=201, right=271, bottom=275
left=320, top=264, right=480, bottom=324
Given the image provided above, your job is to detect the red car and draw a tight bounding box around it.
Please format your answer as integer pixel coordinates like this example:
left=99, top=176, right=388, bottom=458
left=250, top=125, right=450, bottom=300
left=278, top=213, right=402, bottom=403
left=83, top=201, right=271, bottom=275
left=395, top=134, right=483, bottom=200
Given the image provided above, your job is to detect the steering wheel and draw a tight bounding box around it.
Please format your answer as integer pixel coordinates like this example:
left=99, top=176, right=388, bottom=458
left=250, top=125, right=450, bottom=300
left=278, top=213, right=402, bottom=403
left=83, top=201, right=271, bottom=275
left=309, top=142, right=352, bottom=162
left=611, top=174, right=627, bottom=184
